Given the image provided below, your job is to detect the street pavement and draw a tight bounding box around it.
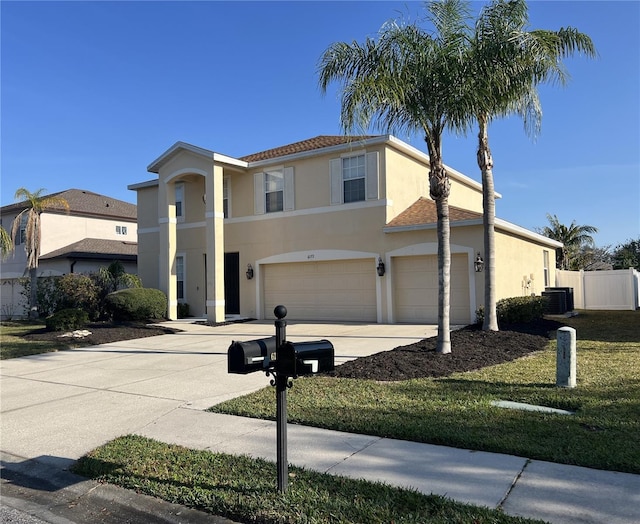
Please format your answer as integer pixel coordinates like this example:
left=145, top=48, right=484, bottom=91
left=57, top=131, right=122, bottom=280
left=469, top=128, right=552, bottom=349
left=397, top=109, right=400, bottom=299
left=1, top=319, right=639, bottom=523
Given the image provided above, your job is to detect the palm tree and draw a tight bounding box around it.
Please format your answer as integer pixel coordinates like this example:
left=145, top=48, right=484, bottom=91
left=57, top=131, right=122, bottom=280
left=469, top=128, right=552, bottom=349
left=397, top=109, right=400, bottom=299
left=469, top=0, right=596, bottom=330
left=318, top=0, right=476, bottom=354
left=10, top=188, right=69, bottom=318
left=539, top=214, right=598, bottom=270
left=1, top=225, right=13, bottom=260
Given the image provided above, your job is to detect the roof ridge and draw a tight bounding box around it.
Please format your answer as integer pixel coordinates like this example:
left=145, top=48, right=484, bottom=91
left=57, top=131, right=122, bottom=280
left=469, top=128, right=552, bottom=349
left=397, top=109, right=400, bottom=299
left=239, top=134, right=382, bottom=162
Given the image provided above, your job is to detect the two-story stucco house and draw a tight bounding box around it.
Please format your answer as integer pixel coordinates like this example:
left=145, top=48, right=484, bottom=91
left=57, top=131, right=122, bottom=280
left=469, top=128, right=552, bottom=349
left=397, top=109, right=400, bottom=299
left=0, top=189, right=137, bottom=319
left=129, top=135, right=561, bottom=324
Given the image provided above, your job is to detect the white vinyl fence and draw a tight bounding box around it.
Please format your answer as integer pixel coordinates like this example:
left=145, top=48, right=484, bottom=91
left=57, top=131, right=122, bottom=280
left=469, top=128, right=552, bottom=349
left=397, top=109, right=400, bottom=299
left=556, top=268, right=640, bottom=310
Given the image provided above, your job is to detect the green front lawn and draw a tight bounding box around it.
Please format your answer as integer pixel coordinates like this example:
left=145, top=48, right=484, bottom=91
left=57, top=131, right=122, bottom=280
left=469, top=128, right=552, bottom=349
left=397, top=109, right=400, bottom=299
left=0, top=320, right=63, bottom=359
left=211, top=310, right=640, bottom=474
left=73, top=435, right=544, bottom=524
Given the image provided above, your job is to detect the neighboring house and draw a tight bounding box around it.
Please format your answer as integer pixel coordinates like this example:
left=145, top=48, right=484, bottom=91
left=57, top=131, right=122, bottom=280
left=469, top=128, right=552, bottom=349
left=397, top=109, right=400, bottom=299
left=0, top=189, right=137, bottom=319
left=129, top=135, right=561, bottom=324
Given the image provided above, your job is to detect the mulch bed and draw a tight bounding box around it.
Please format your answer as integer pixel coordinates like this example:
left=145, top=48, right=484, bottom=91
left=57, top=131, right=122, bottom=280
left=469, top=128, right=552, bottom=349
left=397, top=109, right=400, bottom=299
left=23, top=321, right=180, bottom=347
left=326, top=318, right=565, bottom=381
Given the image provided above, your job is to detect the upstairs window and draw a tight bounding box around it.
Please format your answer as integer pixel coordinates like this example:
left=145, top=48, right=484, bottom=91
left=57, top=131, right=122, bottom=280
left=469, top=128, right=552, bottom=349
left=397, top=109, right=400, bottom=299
left=115, top=225, right=128, bottom=235
left=330, top=151, right=379, bottom=205
left=254, top=167, right=294, bottom=215
left=15, top=214, right=27, bottom=245
left=342, top=154, right=366, bottom=203
left=175, top=182, right=184, bottom=220
left=223, top=177, right=230, bottom=218
left=265, top=171, right=284, bottom=213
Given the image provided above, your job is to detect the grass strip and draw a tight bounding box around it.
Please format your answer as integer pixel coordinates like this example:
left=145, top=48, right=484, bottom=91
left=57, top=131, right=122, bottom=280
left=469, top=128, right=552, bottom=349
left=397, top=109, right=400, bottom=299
left=73, top=435, right=544, bottom=524
left=0, top=321, right=65, bottom=359
left=211, top=311, right=640, bottom=474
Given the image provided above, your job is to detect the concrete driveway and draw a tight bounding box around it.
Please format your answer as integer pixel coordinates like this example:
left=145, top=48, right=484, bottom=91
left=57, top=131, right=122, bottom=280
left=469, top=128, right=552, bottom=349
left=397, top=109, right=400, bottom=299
left=0, top=320, right=435, bottom=469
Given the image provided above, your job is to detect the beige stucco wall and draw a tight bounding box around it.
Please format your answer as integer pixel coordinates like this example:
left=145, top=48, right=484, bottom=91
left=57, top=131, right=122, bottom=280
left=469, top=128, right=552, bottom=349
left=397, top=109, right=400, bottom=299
left=495, top=229, right=555, bottom=299
left=383, top=147, right=429, bottom=222
left=40, top=214, right=137, bottom=255
left=132, top=138, right=555, bottom=323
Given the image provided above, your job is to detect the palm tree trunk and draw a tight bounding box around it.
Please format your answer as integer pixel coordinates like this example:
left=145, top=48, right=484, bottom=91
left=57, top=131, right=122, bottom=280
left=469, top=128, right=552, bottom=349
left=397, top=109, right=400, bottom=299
left=429, top=154, right=452, bottom=354
left=29, top=267, right=39, bottom=319
left=477, top=115, right=499, bottom=331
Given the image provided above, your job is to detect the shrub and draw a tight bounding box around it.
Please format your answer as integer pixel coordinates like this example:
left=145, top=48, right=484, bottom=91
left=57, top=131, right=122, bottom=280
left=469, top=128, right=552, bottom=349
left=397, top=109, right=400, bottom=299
left=36, top=275, right=63, bottom=316
left=92, top=263, right=143, bottom=320
left=476, top=295, right=548, bottom=326
left=57, top=274, right=100, bottom=319
left=45, top=308, right=89, bottom=332
left=105, top=288, right=167, bottom=321
left=177, top=303, right=190, bottom=318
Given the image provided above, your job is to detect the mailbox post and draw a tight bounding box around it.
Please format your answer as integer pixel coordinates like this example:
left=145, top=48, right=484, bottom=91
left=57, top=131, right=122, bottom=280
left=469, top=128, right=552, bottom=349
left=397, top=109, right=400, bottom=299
left=273, top=305, right=289, bottom=493
left=227, top=304, right=334, bottom=494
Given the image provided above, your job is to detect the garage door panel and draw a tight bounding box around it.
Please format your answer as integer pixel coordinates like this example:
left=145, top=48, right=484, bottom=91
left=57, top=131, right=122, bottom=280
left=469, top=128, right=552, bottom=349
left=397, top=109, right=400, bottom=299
left=263, top=259, right=376, bottom=322
left=394, top=254, right=470, bottom=324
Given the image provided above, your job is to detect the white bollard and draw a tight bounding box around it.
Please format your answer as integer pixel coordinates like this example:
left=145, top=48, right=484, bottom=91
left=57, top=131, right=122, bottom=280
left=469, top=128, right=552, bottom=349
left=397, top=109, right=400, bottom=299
left=556, top=327, right=577, bottom=388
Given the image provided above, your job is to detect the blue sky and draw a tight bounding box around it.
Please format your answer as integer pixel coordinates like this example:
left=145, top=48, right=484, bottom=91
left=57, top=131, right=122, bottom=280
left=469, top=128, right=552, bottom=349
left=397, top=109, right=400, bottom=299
left=2, top=1, right=639, bottom=248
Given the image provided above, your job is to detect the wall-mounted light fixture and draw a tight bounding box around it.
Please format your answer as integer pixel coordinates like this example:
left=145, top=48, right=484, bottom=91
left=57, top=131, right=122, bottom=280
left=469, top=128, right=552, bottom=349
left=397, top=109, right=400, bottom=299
left=377, top=257, right=386, bottom=277
left=474, top=253, right=484, bottom=273
left=246, top=264, right=254, bottom=280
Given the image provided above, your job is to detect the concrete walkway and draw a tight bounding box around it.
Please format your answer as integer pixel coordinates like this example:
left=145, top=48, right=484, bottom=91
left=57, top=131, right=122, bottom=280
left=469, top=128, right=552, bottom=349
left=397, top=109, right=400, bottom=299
left=2, top=319, right=639, bottom=523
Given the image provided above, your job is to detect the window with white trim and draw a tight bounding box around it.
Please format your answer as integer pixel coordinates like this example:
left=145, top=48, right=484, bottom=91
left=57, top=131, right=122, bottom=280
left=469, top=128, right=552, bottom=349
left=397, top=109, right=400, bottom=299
left=342, top=154, right=366, bottom=203
left=115, top=225, right=128, bottom=235
left=543, top=250, right=550, bottom=287
left=176, top=255, right=185, bottom=301
left=254, top=167, right=294, bottom=215
left=223, top=177, right=230, bottom=218
left=265, top=170, right=284, bottom=213
left=330, top=151, right=379, bottom=205
left=15, top=214, right=27, bottom=245
left=175, top=183, right=184, bottom=220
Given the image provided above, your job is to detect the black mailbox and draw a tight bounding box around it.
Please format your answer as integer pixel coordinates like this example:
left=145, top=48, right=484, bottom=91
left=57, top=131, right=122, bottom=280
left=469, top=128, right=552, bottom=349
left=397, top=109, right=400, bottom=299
left=278, top=339, right=334, bottom=378
left=228, top=336, right=277, bottom=374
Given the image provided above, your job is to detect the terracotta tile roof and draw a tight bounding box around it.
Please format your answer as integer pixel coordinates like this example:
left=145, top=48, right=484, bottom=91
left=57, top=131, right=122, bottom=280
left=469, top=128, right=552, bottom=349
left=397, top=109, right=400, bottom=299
left=386, top=197, right=482, bottom=228
left=40, top=238, right=137, bottom=260
left=239, top=135, right=380, bottom=162
left=1, top=189, right=136, bottom=220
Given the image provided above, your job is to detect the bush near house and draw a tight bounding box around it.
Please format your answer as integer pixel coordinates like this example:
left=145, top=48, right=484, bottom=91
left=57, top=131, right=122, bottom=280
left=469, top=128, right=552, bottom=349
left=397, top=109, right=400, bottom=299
left=476, top=295, right=547, bottom=326
left=177, top=302, right=190, bottom=318
left=45, top=308, right=89, bottom=332
left=105, top=288, right=167, bottom=321
left=22, top=265, right=142, bottom=320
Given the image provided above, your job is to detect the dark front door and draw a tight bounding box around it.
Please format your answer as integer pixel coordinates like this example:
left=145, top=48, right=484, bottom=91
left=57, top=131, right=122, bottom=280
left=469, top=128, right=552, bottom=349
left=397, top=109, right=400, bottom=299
left=224, top=252, right=240, bottom=315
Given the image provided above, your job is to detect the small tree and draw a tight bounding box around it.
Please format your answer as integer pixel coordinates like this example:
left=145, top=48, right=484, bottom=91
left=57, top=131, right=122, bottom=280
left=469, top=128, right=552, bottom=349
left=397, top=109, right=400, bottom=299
left=538, top=214, right=598, bottom=270
left=92, top=261, right=142, bottom=319
left=10, top=188, right=69, bottom=318
left=612, top=238, right=640, bottom=270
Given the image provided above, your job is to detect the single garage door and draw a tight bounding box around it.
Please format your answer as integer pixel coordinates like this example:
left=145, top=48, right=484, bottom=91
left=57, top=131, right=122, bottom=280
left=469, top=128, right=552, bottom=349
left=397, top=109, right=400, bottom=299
left=263, top=259, right=377, bottom=322
left=394, top=253, right=471, bottom=324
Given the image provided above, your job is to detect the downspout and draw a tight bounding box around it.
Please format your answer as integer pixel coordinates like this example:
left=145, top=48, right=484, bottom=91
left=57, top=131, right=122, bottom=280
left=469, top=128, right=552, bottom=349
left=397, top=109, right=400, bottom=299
left=70, top=260, right=77, bottom=273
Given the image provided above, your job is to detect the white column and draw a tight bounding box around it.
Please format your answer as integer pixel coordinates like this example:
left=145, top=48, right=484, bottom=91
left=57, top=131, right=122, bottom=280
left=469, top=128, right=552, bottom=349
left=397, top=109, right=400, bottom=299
left=205, top=163, right=226, bottom=322
left=159, top=179, right=177, bottom=319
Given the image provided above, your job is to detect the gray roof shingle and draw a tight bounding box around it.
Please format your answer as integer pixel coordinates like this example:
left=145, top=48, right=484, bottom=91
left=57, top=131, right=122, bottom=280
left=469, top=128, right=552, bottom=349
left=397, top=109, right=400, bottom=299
left=40, top=238, right=137, bottom=260
left=1, top=189, right=136, bottom=221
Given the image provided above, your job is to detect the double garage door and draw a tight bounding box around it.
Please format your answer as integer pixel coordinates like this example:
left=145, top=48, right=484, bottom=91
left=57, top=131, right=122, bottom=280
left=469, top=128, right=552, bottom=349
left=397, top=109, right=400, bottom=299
left=262, top=254, right=471, bottom=324
left=393, top=253, right=471, bottom=324
left=263, top=259, right=377, bottom=322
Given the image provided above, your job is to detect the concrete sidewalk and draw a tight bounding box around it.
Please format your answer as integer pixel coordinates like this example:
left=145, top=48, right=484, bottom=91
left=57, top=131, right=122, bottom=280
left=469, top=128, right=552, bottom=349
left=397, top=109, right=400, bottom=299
left=2, top=319, right=639, bottom=524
